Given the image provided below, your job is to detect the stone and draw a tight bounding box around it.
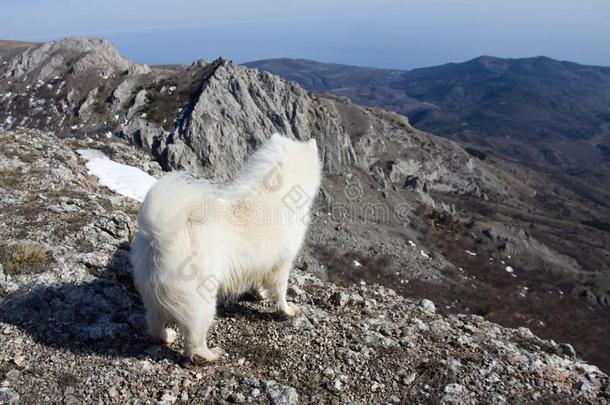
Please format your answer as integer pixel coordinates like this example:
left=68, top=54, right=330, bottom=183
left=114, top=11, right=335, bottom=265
left=419, top=299, right=436, bottom=313
left=264, top=381, right=299, bottom=405
left=0, top=388, right=20, bottom=404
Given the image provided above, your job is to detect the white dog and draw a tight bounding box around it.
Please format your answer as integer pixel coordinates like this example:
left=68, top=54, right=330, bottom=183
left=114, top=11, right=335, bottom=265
left=130, top=134, right=321, bottom=362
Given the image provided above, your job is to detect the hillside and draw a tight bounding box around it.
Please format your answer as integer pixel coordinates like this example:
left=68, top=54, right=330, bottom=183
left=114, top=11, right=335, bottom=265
left=0, top=129, right=608, bottom=403
left=245, top=56, right=610, bottom=173
left=0, top=38, right=609, bottom=399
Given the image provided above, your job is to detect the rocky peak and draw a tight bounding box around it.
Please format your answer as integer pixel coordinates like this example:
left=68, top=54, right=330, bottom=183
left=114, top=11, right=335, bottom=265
left=1, top=37, right=148, bottom=81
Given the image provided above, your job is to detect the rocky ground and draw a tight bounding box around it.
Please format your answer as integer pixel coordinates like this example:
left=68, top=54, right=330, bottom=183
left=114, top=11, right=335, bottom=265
left=1, top=129, right=609, bottom=404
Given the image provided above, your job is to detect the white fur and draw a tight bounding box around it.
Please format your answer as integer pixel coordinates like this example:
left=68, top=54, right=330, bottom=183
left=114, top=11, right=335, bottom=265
left=130, top=134, right=321, bottom=361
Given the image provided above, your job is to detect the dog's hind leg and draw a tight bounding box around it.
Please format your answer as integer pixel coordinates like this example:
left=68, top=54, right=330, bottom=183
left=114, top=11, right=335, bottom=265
left=182, top=293, right=225, bottom=362
left=269, top=261, right=301, bottom=317
left=146, top=308, right=177, bottom=345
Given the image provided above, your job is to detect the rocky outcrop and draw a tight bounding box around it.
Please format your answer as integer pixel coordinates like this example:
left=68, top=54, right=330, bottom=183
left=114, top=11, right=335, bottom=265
left=0, top=129, right=608, bottom=403
left=0, top=37, right=499, bottom=199
left=1, top=37, right=143, bottom=81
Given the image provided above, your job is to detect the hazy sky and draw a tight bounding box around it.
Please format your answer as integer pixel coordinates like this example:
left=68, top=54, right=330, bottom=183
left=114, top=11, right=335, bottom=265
left=2, top=0, right=609, bottom=69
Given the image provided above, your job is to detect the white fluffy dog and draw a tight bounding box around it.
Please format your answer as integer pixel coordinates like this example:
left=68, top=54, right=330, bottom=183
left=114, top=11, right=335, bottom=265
left=130, top=134, right=321, bottom=362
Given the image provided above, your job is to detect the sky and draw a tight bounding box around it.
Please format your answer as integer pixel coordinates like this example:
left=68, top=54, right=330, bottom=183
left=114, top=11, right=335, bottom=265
left=1, top=0, right=609, bottom=69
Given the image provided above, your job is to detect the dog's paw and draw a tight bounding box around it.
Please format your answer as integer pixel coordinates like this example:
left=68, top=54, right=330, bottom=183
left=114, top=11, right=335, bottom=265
left=162, top=328, right=178, bottom=345
left=210, top=347, right=226, bottom=359
left=281, top=304, right=302, bottom=318
left=190, top=346, right=226, bottom=363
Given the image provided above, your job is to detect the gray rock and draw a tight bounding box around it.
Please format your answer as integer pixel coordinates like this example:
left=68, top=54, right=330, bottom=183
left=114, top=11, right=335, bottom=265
left=264, top=381, right=299, bottom=405
left=419, top=299, right=436, bottom=313
left=560, top=343, right=577, bottom=358
left=0, top=388, right=20, bottom=404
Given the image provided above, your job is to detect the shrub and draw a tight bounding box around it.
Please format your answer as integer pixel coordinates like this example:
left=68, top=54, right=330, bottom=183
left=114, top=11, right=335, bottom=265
left=0, top=241, right=51, bottom=275
left=464, top=147, right=488, bottom=160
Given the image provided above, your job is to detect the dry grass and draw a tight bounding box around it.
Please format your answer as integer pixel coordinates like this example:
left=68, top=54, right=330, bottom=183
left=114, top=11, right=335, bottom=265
left=0, top=241, right=51, bottom=275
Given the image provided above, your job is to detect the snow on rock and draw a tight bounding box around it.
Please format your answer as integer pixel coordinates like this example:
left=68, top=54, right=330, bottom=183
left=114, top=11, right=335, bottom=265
left=352, top=260, right=362, bottom=268
left=465, top=250, right=477, bottom=256
left=420, top=250, right=430, bottom=259
left=506, top=266, right=514, bottom=273
left=77, top=149, right=157, bottom=202
left=408, top=240, right=416, bottom=247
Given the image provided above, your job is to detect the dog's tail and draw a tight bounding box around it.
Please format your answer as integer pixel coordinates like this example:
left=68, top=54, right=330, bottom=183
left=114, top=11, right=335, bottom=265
left=136, top=172, right=202, bottom=243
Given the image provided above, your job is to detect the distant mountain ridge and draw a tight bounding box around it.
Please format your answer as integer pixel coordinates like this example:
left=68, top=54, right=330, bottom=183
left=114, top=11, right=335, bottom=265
left=245, top=56, right=610, bottom=172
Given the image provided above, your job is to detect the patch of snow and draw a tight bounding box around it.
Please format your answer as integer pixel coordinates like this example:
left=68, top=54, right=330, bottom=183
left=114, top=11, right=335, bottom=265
left=465, top=250, right=477, bottom=256
left=46, top=84, right=53, bottom=90
left=77, top=149, right=157, bottom=202
left=352, top=260, right=362, bottom=268
left=505, top=266, right=514, bottom=273
left=104, top=131, right=112, bottom=139
left=2, top=92, right=12, bottom=100
left=71, top=125, right=78, bottom=130
left=141, top=113, right=147, bottom=118
left=420, top=250, right=430, bottom=259
left=408, top=240, right=416, bottom=247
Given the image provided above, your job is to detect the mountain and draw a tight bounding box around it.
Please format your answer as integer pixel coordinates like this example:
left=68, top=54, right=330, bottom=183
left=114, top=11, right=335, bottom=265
left=245, top=56, right=610, bottom=172
left=1, top=38, right=610, bottom=391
